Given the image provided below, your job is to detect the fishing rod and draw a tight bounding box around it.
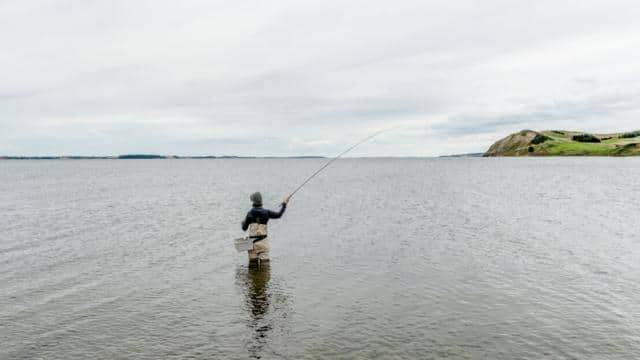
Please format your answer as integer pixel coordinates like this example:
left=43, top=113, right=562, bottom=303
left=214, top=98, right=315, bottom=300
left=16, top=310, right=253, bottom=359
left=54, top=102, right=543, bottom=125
left=288, top=127, right=399, bottom=198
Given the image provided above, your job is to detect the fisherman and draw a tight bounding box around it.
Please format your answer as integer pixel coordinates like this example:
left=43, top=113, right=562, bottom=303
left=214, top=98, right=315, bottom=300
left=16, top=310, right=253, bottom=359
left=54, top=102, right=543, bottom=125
left=241, top=192, right=289, bottom=263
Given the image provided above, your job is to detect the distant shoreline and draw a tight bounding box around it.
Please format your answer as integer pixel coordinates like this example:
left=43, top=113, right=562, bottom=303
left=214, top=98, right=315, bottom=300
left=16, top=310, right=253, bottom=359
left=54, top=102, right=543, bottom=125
left=0, top=155, right=327, bottom=160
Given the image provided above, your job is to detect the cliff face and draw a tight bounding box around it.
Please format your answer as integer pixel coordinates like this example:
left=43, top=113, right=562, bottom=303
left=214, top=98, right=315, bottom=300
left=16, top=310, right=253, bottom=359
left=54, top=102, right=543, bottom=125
left=484, top=130, right=541, bottom=156
left=485, top=130, right=640, bottom=156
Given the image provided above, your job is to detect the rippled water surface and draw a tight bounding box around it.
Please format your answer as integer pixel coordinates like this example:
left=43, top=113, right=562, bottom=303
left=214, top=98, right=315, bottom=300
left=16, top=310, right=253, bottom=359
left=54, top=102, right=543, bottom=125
left=1, top=158, right=640, bottom=359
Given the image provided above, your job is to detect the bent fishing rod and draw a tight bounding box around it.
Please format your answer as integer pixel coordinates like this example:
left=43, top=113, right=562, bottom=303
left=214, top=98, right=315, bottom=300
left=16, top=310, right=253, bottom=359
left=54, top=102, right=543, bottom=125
left=287, top=127, right=399, bottom=199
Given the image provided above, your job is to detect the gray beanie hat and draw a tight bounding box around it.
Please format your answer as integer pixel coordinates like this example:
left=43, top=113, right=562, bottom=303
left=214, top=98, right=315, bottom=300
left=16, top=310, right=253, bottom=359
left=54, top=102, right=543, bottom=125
left=250, top=192, right=262, bottom=206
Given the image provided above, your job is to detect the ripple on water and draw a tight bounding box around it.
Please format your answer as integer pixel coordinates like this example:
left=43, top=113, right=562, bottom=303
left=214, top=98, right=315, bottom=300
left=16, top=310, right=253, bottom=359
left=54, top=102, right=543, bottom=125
left=1, top=158, right=640, bottom=359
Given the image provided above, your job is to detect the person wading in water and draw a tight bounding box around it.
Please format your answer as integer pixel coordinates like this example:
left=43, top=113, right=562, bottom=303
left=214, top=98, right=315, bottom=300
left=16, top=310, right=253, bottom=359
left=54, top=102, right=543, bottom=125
left=242, top=192, right=289, bottom=263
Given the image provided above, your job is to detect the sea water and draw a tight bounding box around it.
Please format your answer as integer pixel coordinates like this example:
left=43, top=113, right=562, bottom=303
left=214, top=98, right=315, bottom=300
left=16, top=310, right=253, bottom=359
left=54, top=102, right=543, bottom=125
left=1, top=158, right=639, bottom=359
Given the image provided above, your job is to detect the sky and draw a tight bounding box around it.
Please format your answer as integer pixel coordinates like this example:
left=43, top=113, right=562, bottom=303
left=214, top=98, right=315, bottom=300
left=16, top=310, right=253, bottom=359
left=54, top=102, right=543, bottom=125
left=2, top=0, right=640, bottom=156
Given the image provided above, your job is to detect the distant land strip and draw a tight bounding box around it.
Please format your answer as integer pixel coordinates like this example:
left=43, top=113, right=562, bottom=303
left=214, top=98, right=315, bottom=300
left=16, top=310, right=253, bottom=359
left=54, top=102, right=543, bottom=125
left=0, top=154, right=326, bottom=160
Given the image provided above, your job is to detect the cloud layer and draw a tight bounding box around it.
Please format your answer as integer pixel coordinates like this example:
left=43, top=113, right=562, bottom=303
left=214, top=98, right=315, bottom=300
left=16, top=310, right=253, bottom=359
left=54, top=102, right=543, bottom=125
left=2, top=0, right=640, bottom=156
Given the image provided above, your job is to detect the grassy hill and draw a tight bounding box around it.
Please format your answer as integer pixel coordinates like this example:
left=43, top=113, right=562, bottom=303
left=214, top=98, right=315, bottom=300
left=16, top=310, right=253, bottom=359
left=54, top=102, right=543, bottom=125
left=485, top=130, right=640, bottom=156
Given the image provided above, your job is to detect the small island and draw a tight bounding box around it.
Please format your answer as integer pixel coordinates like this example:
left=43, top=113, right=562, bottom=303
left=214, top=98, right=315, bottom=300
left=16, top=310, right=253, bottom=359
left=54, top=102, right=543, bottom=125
left=485, top=130, right=640, bottom=156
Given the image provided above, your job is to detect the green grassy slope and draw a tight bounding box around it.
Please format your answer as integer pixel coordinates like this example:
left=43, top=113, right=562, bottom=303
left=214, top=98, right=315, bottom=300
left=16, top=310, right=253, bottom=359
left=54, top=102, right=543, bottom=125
left=485, top=130, right=640, bottom=156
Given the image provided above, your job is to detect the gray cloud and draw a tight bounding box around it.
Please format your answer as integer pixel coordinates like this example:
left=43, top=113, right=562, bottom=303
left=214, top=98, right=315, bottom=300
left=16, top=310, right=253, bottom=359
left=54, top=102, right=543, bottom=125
left=2, top=0, right=640, bottom=156
left=434, top=91, right=640, bottom=136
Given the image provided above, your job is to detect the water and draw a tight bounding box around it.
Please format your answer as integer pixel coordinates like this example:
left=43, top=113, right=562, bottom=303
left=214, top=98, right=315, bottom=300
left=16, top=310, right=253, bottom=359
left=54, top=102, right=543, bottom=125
left=1, top=158, right=639, bottom=359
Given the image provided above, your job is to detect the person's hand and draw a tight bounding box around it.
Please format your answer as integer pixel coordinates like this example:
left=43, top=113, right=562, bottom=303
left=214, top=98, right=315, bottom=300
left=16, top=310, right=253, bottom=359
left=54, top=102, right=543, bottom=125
left=283, top=195, right=290, bottom=204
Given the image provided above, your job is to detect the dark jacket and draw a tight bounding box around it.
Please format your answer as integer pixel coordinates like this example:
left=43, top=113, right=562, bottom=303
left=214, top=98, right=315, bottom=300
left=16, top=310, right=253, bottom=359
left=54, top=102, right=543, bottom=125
left=241, top=203, right=287, bottom=231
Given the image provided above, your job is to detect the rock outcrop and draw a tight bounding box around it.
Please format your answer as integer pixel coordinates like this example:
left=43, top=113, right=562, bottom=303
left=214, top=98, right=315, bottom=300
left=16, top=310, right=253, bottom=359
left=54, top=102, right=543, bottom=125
left=484, top=130, right=541, bottom=156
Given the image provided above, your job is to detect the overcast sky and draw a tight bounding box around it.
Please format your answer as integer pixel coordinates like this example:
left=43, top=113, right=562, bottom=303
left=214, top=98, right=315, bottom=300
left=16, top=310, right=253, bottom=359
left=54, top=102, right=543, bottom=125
left=2, top=0, right=640, bottom=156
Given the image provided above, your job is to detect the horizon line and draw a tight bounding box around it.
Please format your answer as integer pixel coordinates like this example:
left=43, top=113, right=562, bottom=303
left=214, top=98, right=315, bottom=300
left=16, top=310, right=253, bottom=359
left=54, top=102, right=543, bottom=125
left=0, top=154, right=484, bottom=159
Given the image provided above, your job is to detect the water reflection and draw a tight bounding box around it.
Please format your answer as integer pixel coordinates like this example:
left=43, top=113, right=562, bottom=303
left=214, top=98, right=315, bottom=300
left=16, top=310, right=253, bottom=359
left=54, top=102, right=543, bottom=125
left=236, top=263, right=290, bottom=359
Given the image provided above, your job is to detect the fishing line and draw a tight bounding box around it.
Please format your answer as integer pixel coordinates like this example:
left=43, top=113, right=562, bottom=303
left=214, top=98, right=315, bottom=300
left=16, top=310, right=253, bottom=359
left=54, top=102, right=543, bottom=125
left=288, top=126, right=400, bottom=198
